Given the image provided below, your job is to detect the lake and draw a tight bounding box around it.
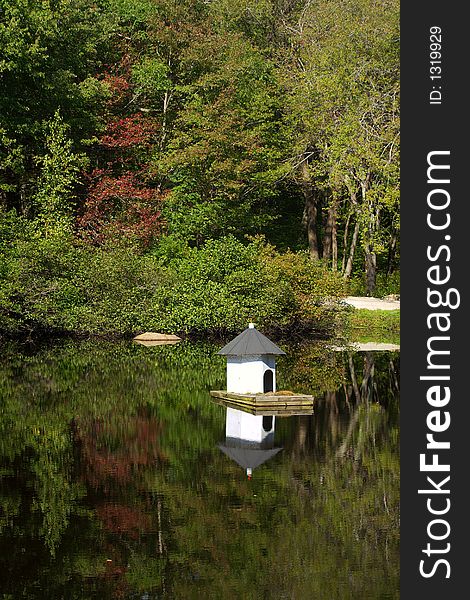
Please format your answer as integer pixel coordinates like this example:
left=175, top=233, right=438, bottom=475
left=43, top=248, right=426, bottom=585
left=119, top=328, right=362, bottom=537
left=0, top=339, right=399, bottom=599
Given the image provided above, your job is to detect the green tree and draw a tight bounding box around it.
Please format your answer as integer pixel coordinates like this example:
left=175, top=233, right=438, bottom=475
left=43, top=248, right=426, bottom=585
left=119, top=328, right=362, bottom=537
left=206, top=0, right=400, bottom=290
left=34, top=112, right=86, bottom=237
left=281, top=0, right=400, bottom=290
left=158, top=32, right=289, bottom=243
left=0, top=0, right=110, bottom=214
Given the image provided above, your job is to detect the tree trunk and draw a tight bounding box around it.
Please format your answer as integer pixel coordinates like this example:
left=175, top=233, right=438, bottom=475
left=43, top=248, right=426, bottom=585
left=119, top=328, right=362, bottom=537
left=159, top=89, right=171, bottom=151
left=305, top=190, right=320, bottom=260
left=323, top=200, right=337, bottom=265
left=387, top=230, right=398, bottom=275
left=361, top=176, right=377, bottom=296
left=341, top=212, right=351, bottom=273
left=300, top=160, right=320, bottom=260
left=365, top=247, right=377, bottom=295
left=343, top=219, right=360, bottom=279
left=332, top=214, right=338, bottom=271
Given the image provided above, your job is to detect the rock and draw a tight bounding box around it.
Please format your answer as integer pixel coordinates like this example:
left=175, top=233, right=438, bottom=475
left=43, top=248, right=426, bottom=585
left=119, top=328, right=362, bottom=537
left=133, top=332, right=181, bottom=346
left=133, top=332, right=181, bottom=341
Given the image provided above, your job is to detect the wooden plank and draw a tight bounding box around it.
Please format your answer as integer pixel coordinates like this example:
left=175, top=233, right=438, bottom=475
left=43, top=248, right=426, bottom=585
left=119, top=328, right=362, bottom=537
left=210, top=390, right=315, bottom=403
left=134, top=339, right=181, bottom=346
left=209, top=390, right=314, bottom=409
left=210, top=396, right=314, bottom=416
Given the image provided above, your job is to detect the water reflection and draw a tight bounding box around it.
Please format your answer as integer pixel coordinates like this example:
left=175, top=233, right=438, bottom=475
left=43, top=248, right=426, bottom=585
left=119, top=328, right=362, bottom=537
left=218, top=407, right=282, bottom=478
left=0, top=340, right=399, bottom=599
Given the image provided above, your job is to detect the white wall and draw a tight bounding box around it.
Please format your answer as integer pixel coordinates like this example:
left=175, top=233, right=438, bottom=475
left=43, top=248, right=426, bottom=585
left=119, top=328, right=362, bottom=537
left=225, top=408, right=275, bottom=443
left=226, top=355, right=276, bottom=393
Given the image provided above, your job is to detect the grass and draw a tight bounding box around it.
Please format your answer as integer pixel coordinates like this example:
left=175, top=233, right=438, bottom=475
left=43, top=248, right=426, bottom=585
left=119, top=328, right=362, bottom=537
left=346, top=309, right=400, bottom=345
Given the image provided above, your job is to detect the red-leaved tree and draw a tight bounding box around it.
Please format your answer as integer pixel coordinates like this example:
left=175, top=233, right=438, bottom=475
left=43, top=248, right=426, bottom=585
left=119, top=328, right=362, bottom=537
left=78, top=60, right=165, bottom=247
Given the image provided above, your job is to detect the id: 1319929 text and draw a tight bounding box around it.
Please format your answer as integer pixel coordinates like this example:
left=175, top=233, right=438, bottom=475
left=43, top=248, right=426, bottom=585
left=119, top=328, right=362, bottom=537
left=429, top=26, right=442, bottom=105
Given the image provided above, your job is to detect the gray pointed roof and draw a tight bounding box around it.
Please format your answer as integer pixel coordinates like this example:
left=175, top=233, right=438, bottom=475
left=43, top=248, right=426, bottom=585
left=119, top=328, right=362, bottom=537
left=218, top=444, right=282, bottom=470
left=217, top=325, right=286, bottom=356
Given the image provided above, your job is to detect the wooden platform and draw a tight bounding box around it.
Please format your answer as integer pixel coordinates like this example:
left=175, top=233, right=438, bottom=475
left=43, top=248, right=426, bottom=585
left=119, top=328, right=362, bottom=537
left=210, top=390, right=315, bottom=409
left=210, top=396, right=314, bottom=416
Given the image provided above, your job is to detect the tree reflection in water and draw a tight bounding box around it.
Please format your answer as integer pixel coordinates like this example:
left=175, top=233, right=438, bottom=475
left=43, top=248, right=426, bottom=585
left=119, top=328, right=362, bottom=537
left=0, top=340, right=399, bottom=599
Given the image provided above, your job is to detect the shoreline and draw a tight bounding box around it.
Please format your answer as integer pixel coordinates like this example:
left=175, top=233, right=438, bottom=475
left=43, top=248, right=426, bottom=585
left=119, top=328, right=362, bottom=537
left=0, top=299, right=400, bottom=347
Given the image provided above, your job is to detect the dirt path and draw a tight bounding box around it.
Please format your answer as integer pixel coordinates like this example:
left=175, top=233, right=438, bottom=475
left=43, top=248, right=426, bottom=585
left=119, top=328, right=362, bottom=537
left=343, top=296, right=400, bottom=311
left=330, top=341, right=400, bottom=351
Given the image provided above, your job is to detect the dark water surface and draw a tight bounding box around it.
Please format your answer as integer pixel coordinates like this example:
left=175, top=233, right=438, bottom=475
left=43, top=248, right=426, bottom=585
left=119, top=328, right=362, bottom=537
left=0, top=340, right=399, bottom=599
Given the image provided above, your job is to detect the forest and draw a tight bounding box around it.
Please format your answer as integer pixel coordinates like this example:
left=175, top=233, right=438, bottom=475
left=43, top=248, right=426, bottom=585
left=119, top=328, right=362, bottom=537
left=0, top=0, right=400, bottom=337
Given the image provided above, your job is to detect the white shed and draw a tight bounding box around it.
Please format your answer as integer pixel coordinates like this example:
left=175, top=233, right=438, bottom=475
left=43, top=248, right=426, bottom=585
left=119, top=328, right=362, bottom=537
left=217, top=323, right=286, bottom=394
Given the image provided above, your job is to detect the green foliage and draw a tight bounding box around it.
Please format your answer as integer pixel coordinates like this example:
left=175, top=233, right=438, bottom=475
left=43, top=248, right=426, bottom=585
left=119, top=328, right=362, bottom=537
left=34, top=112, right=87, bottom=236
left=0, top=216, right=344, bottom=336
left=152, top=236, right=266, bottom=333
left=132, top=57, right=172, bottom=98
left=151, top=236, right=345, bottom=334
left=0, top=0, right=110, bottom=207
left=0, top=211, right=165, bottom=334
left=348, top=271, right=400, bottom=298
left=1, top=0, right=399, bottom=334
left=346, top=309, right=400, bottom=345
left=276, top=0, right=399, bottom=282
left=155, top=28, right=290, bottom=242
left=258, top=246, right=346, bottom=321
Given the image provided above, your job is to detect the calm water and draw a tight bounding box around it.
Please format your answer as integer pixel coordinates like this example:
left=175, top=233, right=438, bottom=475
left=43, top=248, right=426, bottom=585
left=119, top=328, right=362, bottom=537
left=0, top=340, right=399, bottom=599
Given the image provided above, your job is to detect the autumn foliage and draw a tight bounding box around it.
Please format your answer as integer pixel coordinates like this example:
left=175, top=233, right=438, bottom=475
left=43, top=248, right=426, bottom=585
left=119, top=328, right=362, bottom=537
left=79, top=62, right=164, bottom=246
left=75, top=414, right=166, bottom=490
left=79, top=169, right=163, bottom=245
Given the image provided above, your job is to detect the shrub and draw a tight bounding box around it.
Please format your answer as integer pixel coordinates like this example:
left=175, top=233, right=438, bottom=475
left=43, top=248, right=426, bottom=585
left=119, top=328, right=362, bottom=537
left=150, top=237, right=267, bottom=334
left=348, top=271, right=400, bottom=298
left=150, top=236, right=346, bottom=335
left=0, top=210, right=165, bottom=335
left=258, top=246, right=346, bottom=325
left=1, top=213, right=346, bottom=337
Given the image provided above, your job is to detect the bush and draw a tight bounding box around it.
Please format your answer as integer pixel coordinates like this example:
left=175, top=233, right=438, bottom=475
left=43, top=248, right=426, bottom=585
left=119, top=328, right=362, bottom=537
left=258, top=246, right=346, bottom=324
left=0, top=212, right=346, bottom=337
left=348, top=271, right=400, bottom=298
left=150, top=236, right=346, bottom=335
left=150, top=237, right=269, bottom=334
left=0, top=211, right=165, bottom=335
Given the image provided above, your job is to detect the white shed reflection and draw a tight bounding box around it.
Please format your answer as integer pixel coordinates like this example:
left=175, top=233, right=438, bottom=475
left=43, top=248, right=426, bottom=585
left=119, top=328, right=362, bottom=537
left=218, top=406, right=282, bottom=478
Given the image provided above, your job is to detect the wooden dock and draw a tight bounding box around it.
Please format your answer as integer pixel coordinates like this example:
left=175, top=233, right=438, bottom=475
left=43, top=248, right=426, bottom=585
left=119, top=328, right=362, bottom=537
left=209, top=390, right=315, bottom=410
left=210, top=396, right=313, bottom=416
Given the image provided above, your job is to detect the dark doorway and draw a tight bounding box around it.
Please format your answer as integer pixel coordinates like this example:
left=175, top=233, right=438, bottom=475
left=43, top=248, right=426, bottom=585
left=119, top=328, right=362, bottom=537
left=262, top=415, right=273, bottom=432
left=263, top=370, right=274, bottom=393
